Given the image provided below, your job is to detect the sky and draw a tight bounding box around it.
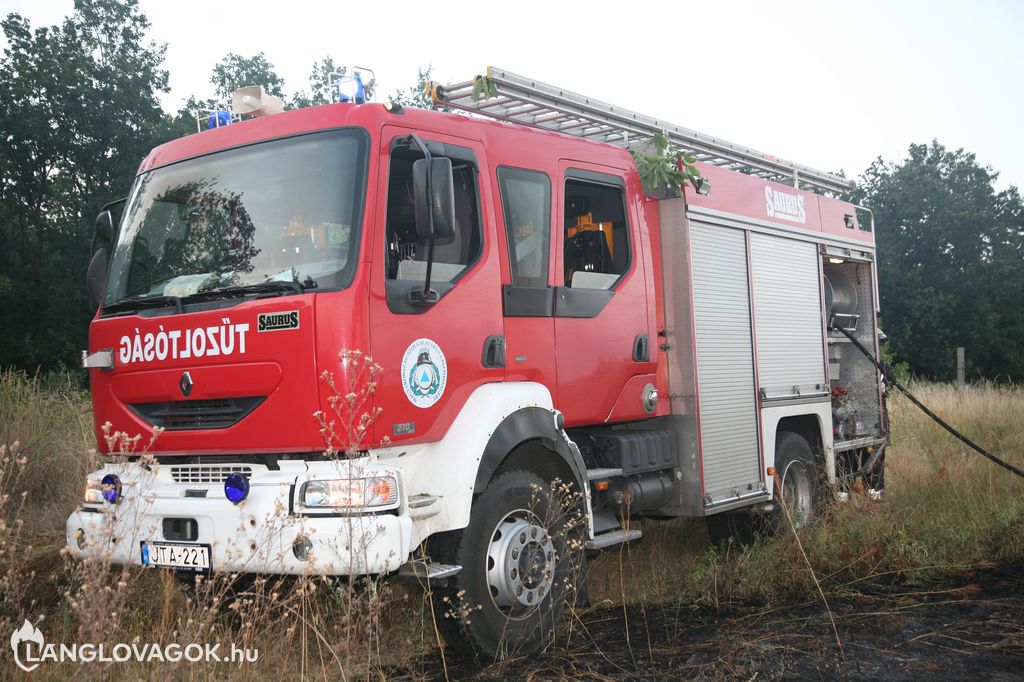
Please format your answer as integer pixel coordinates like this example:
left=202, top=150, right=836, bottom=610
left=2, top=0, right=1022, bottom=190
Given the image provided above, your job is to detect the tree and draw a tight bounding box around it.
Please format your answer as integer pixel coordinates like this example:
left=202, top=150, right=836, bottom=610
left=389, top=65, right=440, bottom=110
left=209, top=52, right=285, bottom=101
left=0, top=0, right=173, bottom=372
left=0, top=0, right=445, bottom=375
left=291, top=56, right=342, bottom=109
left=855, top=141, right=1024, bottom=381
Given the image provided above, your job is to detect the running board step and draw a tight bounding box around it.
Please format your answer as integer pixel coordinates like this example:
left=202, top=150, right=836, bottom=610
left=587, top=467, right=622, bottom=480
left=586, top=528, right=642, bottom=550
left=398, top=559, right=461, bottom=582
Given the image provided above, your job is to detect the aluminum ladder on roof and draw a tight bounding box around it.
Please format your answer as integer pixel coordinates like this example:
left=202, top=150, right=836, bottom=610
left=430, top=66, right=855, bottom=195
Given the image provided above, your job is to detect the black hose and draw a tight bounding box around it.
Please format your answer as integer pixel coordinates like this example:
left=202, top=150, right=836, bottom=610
left=835, top=325, right=1024, bottom=480
left=843, top=443, right=887, bottom=480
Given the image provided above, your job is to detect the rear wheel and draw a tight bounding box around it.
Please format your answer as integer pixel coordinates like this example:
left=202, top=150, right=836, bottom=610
left=770, top=431, right=821, bottom=532
left=430, top=469, right=582, bottom=660
left=706, top=432, right=821, bottom=547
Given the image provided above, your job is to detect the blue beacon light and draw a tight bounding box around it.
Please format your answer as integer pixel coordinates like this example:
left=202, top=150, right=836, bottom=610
left=207, top=110, right=232, bottom=130
left=224, top=472, right=250, bottom=504
left=336, top=74, right=366, bottom=104
left=101, top=473, right=122, bottom=504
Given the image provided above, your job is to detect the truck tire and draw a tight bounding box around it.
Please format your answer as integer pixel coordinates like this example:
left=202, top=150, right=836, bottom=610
left=770, top=431, right=821, bottom=532
left=429, top=469, right=582, bottom=660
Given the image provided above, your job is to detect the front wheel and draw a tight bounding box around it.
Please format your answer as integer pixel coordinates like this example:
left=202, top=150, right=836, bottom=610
left=429, top=469, right=583, bottom=660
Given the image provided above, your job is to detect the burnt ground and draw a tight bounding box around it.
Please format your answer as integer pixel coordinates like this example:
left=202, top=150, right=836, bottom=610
left=395, top=564, right=1024, bottom=681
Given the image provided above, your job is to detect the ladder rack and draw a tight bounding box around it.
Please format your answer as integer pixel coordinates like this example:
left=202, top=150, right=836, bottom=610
left=431, top=67, right=854, bottom=195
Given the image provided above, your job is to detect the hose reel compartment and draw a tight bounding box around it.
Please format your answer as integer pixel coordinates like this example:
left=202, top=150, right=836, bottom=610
left=823, top=266, right=859, bottom=330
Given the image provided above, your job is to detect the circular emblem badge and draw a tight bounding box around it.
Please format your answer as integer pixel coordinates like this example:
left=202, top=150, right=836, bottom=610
left=400, top=338, right=448, bottom=409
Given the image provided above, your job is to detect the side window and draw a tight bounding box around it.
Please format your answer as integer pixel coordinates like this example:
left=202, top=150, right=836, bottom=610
left=497, top=167, right=551, bottom=288
left=385, top=144, right=482, bottom=286
left=563, top=177, right=630, bottom=289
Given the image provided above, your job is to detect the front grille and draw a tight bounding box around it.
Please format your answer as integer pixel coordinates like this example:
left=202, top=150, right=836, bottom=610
left=170, top=465, right=252, bottom=484
left=129, top=396, right=264, bottom=430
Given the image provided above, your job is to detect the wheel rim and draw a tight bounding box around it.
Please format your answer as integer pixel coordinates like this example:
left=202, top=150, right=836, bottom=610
left=486, top=509, right=556, bottom=618
left=779, top=461, right=813, bottom=528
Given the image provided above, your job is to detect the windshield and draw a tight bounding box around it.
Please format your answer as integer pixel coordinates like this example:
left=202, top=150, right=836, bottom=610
left=104, top=129, right=368, bottom=308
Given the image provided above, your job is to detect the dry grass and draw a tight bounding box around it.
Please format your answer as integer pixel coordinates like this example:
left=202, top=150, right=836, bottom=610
left=0, top=370, right=439, bottom=679
left=587, top=381, right=1024, bottom=609
left=2, top=371, right=1023, bottom=678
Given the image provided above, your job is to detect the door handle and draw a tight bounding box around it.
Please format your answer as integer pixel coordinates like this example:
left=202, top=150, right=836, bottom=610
left=482, top=335, right=506, bottom=368
left=633, top=333, right=649, bottom=362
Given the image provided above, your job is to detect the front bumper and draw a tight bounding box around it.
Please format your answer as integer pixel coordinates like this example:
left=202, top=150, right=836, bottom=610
left=65, top=459, right=414, bottom=575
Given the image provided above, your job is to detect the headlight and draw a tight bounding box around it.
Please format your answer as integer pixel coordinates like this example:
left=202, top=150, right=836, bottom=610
left=83, top=473, right=121, bottom=505
left=298, top=474, right=399, bottom=511
left=84, top=477, right=104, bottom=505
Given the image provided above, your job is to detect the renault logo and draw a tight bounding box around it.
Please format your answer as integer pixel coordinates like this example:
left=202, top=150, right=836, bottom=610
left=179, top=371, right=193, bottom=397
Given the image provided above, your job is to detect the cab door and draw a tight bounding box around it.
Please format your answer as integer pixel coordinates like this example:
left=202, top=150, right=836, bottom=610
left=494, top=166, right=558, bottom=398
left=553, top=163, right=655, bottom=426
left=368, top=127, right=503, bottom=446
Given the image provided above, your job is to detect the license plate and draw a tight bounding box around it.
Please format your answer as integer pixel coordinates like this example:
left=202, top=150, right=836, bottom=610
left=141, top=541, right=211, bottom=572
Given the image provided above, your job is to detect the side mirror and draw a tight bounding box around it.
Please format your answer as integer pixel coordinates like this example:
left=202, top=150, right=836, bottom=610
left=87, top=247, right=108, bottom=310
left=413, top=157, right=456, bottom=244
left=94, top=210, right=114, bottom=243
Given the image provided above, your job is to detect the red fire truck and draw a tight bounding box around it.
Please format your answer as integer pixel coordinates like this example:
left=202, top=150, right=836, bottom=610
left=71, top=67, right=887, bottom=658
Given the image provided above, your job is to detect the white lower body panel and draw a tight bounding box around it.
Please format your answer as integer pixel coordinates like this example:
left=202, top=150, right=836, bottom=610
left=66, top=459, right=414, bottom=576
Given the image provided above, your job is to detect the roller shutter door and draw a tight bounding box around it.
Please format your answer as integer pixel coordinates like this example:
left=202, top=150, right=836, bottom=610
left=749, top=234, right=827, bottom=399
left=690, top=222, right=761, bottom=500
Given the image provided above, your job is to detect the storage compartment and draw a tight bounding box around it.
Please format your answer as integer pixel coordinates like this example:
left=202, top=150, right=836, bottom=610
left=582, top=430, right=678, bottom=475
left=824, top=261, right=885, bottom=445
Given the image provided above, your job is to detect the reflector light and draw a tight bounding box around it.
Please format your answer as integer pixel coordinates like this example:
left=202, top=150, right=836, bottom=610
left=101, top=473, right=121, bottom=504
left=766, top=466, right=776, bottom=477
left=224, top=472, right=250, bottom=504
left=293, top=535, right=313, bottom=561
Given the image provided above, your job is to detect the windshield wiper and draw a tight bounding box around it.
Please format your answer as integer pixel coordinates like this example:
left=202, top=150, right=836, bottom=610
left=103, top=281, right=304, bottom=315
left=182, top=280, right=304, bottom=302
left=103, top=295, right=184, bottom=315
